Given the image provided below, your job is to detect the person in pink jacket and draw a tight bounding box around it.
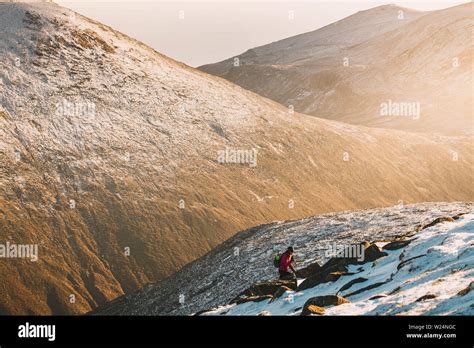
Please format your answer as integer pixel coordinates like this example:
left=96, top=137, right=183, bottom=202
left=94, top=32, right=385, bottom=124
left=279, top=246, right=297, bottom=280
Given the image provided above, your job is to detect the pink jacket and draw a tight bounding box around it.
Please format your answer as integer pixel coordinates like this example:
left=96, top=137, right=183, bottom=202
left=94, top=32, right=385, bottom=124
left=279, top=252, right=293, bottom=272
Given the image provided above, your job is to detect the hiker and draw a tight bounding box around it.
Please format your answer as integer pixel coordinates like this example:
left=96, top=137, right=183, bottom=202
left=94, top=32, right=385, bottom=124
left=278, top=246, right=297, bottom=280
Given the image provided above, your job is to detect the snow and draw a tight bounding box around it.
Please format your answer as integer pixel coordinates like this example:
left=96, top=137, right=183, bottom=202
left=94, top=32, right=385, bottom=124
left=200, top=3, right=473, bottom=136
left=203, top=213, right=474, bottom=316
left=92, top=203, right=473, bottom=316
left=1, top=1, right=472, bottom=316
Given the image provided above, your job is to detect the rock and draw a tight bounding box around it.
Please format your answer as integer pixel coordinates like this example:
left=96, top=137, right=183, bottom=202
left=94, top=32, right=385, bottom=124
left=337, top=277, right=368, bottom=294
left=457, top=282, right=473, bottom=296
left=345, top=281, right=387, bottom=297
left=297, top=271, right=347, bottom=291
left=270, top=286, right=293, bottom=302
left=301, top=296, right=349, bottom=314
left=279, top=273, right=296, bottom=281
left=363, top=243, right=388, bottom=262
left=421, top=217, right=454, bottom=230
left=296, top=261, right=321, bottom=278
left=297, top=241, right=386, bottom=294
left=302, top=295, right=350, bottom=308
left=397, top=254, right=425, bottom=270
left=388, top=286, right=401, bottom=295
left=452, top=213, right=467, bottom=220
left=239, top=279, right=297, bottom=298
left=301, top=305, right=325, bottom=316
left=321, top=257, right=355, bottom=272
left=231, top=280, right=297, bottom=304
left=369, top=294, right=389, bottom=300
left=325, top=271, right=347, bottom=282
left=297, top=275, right=323, bottom=291
left=319, top=241, right=387, bottom=271
left=258, top=310, right=272, bottom=316
left=415, top=294, right=437, bottom=302
left=383, top=240, right=411, bottom=251
left=193, top=309, right=213, bottom=316
left=231, top=295, right=273, bottom=305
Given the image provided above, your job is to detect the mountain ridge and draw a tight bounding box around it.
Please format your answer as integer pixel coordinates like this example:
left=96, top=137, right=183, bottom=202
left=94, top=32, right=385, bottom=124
left=0, top=2, right=473, bottom=315
left=200, top=3, right=473, bottom=135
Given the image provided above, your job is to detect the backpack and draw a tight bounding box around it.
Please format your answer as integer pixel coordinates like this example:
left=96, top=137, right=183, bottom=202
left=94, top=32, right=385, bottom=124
left=273, top=253, right=282, bottom=268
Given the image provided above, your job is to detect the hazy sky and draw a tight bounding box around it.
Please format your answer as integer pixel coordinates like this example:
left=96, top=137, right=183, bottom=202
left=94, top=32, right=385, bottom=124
left=56, top=1, right=467, bottom=67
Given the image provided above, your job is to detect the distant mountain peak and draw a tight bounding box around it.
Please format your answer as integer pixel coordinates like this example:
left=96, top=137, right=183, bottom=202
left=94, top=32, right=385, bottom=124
left=200, top=3, right=472, bottom=136
left=361, top=3, right=421, bottom=12
left=1, top=1, right=473, bottom=316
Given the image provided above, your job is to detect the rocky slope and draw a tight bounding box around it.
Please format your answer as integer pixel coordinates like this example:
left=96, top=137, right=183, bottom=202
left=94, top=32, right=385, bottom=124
left=200, top=3, right=473, bottom=135
left=205, top=210, right=474, bottom=316
left=0, top=2, right=473, bottom=315
left=92, top=203, right=473, bottom=315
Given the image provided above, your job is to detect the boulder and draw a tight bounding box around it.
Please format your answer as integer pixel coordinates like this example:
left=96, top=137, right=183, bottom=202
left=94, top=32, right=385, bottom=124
left=369, top=294, right=389, bottom=300
left=415, top=294, right=437, bottom=302
left=325, top=271, right=347, bottom=282
left=258, top=310, right=272, bottom=316
left=296, top=261, right=321, bottom=278
left=320, top=241, right=387, bottom=270
left=294, top=241, right=388, bottom=292
left=421, top=217, right=454, bottom=230
left=240, top=279, right=297, bottom=298
left=302, top=295, right=349, bottom=310
left=388, top=286, right=401, bottom=295
left=452, top=213, right=467, bottom=220
left=362, top=243, right=388, bottom=262
left=321, top=257, right=355, bottom=272
left=457, top=282, right=473, bottom=296
left=297, top=271, right=347, bottom=291
left=231, top=279, right=297, bottom=304
left=345, top=281, right=387, bottom=297
left=193, top=309, right=213, bottom=316
left=231, top=295, right=273, bottom=305
left=383, top=240, right=411, bottom=251
left=397, top=254, right=425, bottom=270
left=279, top=273, right=296, bottom=281
left=301, top=305, right=325, bottom=316
left=337, top=277, right=368, bottom=294
left=270, top=286, right=293, bottom=302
